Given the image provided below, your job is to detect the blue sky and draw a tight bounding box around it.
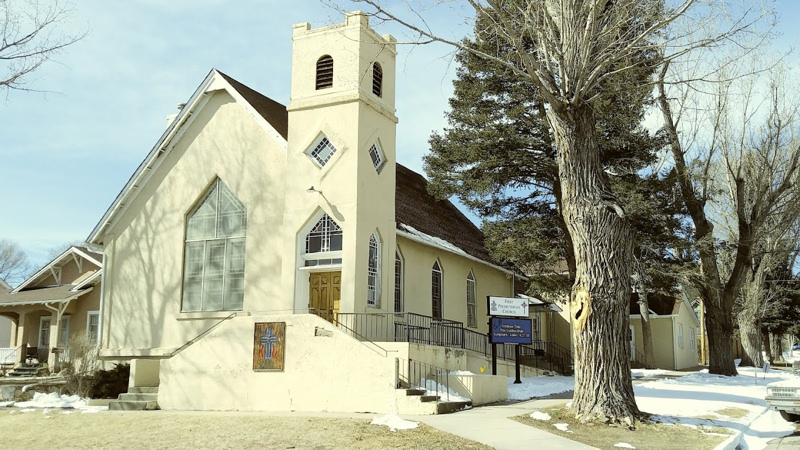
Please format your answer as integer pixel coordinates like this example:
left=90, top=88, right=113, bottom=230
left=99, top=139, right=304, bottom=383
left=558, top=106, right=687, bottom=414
left=0, top=1, right=471, bottom=272
left=1, top=1, right=798, bottom=274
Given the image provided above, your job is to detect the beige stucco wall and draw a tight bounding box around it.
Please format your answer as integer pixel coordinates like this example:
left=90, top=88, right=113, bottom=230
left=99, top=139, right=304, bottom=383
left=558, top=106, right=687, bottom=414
left=396, top=237, right=514, bottom=335
left=101, top=89, right=287, bottom=357
left=159, top=314, right=397, bottom=413
left=283, top=11, right=398, bottom=318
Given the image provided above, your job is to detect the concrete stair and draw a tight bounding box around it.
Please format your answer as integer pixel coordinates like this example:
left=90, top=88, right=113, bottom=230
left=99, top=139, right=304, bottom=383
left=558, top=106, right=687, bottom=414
left=399, top=388, right=472, bottom=415
left=7, top=363, right=44, bottom=377
left=108, top=387, right=160, bottom=411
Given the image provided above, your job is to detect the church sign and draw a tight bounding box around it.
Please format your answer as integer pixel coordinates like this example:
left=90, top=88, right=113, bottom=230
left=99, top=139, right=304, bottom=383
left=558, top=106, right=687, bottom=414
left=487, top=296, right=529, bottom=318
left=489, top=317, right=533, bottom=345
left=253, top=322, right=286, bottom=371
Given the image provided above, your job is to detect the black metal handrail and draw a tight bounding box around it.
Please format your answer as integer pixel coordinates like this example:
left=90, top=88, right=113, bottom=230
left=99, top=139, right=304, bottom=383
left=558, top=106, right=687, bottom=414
left=332, top=311, right=573, bottom=375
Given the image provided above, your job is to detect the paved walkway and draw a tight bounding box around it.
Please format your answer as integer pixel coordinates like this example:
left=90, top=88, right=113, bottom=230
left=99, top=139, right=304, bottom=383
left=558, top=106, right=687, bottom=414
left=406, top=398, right=596, bottom=450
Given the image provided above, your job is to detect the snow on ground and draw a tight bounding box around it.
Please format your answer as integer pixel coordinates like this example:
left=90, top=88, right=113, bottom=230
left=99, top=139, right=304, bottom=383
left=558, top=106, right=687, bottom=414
left=508, top=374, right=574, bottom=400
left=509, top=366, right=799, bottom=450
left=7, top=392, right=108, bottom=413
left=370, top=414, right=419, bottom=431
left=421, top=378, right=470, bottom=402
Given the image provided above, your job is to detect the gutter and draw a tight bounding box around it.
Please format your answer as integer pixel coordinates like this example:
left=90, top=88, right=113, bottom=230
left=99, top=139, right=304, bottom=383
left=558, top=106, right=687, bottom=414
left=395, top=229, right=525, bottom=279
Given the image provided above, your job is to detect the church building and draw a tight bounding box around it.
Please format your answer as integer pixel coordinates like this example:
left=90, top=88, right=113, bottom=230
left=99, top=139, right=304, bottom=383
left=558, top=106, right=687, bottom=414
left=86, top=11, right=530, bottom=413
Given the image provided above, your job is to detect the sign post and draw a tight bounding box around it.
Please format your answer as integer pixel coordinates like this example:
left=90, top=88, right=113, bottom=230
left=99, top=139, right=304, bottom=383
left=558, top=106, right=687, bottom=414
left=487, top=296, right=532, bottom=382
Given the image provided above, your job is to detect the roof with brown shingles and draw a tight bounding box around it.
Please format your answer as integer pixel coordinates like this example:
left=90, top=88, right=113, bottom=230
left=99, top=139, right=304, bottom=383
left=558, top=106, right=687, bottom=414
left=218, top=71, right=288, bottom=140
left=394, top=164, right=494, bottom=263
left=220, top=74, right=497, bottom=267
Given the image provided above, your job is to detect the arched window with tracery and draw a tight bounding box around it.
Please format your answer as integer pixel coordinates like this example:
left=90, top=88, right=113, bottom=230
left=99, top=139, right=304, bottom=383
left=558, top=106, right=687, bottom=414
left=182, top=178, right=246, bottom=312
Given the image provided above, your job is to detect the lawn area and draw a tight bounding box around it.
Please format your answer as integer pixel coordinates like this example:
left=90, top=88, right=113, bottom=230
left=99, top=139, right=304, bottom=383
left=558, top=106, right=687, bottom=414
left=0, top=408, right=490, bottom=449
left=513, top=405, right=732, bottom=450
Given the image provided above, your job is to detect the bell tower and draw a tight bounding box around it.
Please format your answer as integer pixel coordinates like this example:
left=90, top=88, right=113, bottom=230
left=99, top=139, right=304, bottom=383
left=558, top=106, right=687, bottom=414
left=281, top=11, right=398, bottom=315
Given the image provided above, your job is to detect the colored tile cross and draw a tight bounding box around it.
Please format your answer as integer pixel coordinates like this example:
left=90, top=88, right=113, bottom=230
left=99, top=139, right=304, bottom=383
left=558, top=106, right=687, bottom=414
left=260, top=328, right=279, bottom=360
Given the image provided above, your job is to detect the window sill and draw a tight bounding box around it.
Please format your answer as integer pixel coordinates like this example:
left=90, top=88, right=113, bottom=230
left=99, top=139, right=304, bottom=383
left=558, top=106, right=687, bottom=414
left=177, top=311, right=242, bottom=321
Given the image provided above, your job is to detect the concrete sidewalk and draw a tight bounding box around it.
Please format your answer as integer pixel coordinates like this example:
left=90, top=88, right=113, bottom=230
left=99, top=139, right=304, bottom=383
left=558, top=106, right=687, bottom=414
left=406, top=398, right=597, bottom=450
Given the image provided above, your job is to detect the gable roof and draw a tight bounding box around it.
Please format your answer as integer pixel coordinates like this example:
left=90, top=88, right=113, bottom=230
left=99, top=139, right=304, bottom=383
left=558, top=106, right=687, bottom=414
left=0, top=285, right=94, bottom=307
left=395, top=163, right=494, bottom=264
left=84, top=70, right=506, bottom=274
left=87, top=69, right=288, bottom=246
left=217, top=71, right=288, bottom=140
left=13, top=246, right=102, bottom=293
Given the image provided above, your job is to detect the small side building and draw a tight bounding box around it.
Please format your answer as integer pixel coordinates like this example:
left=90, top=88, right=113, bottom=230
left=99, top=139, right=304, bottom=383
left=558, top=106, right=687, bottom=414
left=629, top=292, right=700, bottom=370
left=0, top=247, right=102, bottom=371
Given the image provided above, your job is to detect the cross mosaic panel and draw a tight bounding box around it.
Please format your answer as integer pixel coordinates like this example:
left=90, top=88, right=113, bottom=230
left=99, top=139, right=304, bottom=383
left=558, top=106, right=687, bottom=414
left=253, top=322, right=286, bottom=371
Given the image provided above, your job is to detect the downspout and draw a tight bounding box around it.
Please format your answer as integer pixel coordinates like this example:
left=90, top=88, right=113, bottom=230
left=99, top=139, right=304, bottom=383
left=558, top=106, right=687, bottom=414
left=98, top=238, right=113, bottom=352
left=86, top=240, right=108, bottom=353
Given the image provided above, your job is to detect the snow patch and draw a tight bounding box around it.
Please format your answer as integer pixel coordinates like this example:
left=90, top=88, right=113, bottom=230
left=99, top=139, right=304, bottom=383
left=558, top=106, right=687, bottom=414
left=507, top=375, right=573, bottom=400
left=614, top=443, right=636, bottom=449
left=11, top=392, right=108, bottom=412
left=554, top=422, right=572, bottom=433
left=370, top=414, right=419, bottom=431
left=529, top=411, right=551, bottom=421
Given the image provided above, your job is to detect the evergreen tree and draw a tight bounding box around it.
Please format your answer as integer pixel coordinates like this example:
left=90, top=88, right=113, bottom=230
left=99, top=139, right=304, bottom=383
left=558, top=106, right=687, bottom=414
left=425, top=19, right=688, bottom=297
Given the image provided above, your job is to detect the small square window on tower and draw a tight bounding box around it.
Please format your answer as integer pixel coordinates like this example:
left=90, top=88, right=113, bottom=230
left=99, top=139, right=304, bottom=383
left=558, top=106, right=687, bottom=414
left=307, top=135, right=338, bottom=167
left=368, top=142, right=386, bottom=173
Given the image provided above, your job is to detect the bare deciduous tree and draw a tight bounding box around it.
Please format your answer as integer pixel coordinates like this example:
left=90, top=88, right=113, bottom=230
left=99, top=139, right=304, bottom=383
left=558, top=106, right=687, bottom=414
left=0, top=239, right=31, bottom=287
left=1, top=0, right=84, bottom=92
left=712, top=72, right=800, bottom=368
left=658, top=36, right=794, bottom=375
left=340, top=0, right=768, bottom=423
left=338, top=0, right=706, bottom=424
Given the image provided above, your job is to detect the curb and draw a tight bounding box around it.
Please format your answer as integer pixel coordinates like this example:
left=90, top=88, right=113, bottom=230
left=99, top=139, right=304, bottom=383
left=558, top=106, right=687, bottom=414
left=713, top=405, right=769, bottom=450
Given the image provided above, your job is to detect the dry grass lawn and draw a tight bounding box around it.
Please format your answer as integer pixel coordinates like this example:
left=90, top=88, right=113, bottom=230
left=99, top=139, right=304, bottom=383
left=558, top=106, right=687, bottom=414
left=513, top=405, right=732, bottom=450
left=0, top=408, right=490, bottom=449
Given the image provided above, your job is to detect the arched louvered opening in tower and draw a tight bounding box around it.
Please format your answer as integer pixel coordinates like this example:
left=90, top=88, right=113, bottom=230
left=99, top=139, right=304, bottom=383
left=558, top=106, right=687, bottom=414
left=372, top=62, right=383, bottom=97
left=316, top=55, right=334, bottom=90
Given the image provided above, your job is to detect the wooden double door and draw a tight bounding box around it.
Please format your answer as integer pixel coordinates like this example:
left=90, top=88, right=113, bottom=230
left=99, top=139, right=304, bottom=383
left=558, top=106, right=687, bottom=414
left=309, top=271, right=341, bottom=323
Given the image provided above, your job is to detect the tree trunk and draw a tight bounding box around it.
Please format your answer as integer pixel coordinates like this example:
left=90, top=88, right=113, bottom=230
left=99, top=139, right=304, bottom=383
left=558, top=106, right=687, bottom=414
left=762, top=331, right=773, bottom=364
left=737, top=310, right=763, bottom=368
left=638, top=291, right=656, bottom=369
left=548, top=103, right=639, bottom=424
left=702, top=289, right=738, bottom=375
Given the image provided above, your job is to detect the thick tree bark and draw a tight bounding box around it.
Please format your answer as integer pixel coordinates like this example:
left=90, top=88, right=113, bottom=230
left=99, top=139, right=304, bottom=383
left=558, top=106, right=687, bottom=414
left=638, top=291, right=656, bottom=369
left=548, top=103, right=639, bottom=424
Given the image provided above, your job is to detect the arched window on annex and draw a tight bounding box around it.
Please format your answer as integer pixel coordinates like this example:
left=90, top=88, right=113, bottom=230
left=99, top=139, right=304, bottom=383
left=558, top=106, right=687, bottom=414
left=431, top=260, right=443, bottom=319
left=367, top=231, right=382, bottom=307
left=182, top=178, right=246, bottom=312
left=466, top=270, right=477, bottom=328
left=316, top=55, right=334, bottom=90
left=372, top=62, right=382, bottom=97
left=394, top=247, right=404, bottom=313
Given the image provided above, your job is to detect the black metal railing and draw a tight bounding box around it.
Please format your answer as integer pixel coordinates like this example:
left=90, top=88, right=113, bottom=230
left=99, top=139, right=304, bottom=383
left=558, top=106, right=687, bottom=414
left=395, top=357, right=453, bottom=402
left=322, top=311, right=573, bottom=375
